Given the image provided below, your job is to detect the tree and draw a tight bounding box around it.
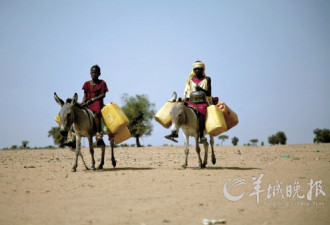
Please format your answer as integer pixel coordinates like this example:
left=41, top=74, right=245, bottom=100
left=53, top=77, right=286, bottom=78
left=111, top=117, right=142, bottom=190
left=21, top=140, right=29, bottom=149
left=268, top=134, right=279, bottom=145
left=121, top=93, right=155, bottom=147
left=276, top=131, right=287, bottom=145
left=232, top=136, right=239, bottom=146
left=268, top=131, right=287, bottom=145
left=48, top=126, right=66, bottom=148
left=313, top=128, right=330, bottom=143
left=250, top=139, right=258, bottom=146
left=218, top=135, right=229, bottom=146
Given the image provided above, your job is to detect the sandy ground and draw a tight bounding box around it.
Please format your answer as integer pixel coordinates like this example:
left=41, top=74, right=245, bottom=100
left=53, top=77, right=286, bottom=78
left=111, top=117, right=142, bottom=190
left=0, top=143, right=329, bottom=225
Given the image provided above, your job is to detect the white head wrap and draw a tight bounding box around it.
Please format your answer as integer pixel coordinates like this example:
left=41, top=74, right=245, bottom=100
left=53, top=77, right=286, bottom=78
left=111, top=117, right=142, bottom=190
left=186, top=61, right=206, bottom=83
left=192, top=61, right=205, bottom=70
left=184, top=61, right=207, bottom=98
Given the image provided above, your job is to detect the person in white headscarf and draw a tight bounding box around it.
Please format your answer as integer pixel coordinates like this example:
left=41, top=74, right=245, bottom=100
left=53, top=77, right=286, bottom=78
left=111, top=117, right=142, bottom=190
left=184, top=61, right=212, bottom=102
left=165, top=61, right=217, bottom=143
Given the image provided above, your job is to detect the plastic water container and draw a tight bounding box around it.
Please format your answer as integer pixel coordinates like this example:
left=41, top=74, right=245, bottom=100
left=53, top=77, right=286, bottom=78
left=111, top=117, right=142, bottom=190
left=55, top=114, right=61, bottom=125
left=205, top=105, right=227, bottom=136
left=101, top=103, right=129, bottom=133
left=216, top=102, right=238, bottom=130
left=114, top=126, right=131, bottom=144
left=154, top=101, right=172, bottom=128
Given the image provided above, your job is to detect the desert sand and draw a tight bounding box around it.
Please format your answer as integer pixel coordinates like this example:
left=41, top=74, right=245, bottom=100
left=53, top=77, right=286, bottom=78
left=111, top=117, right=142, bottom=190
left=0, top=143, right=329, bottom=225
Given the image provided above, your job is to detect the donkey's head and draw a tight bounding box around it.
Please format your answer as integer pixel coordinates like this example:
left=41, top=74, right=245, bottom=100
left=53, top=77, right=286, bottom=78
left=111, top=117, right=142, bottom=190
left=170, top=92, right=186, bottom=135
left=54, top=92, right=78, bottom=137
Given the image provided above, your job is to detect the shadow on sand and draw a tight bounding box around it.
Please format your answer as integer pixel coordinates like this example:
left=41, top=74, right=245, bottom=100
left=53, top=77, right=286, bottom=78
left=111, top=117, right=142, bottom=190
left=203, top=166, right=262, bottom=170
left=93, top=167, right=154, bottom=172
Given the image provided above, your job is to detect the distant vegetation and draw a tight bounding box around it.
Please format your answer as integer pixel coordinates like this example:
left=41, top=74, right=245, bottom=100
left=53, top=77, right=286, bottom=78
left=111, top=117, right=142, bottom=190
left=231, top=136, right=239, bottom=146
left=121, top=93, right=155, bottom=147
left=268, top=131, right=287, bottom=145
left=22, top=140, right=29, bottom=148
left=218, top=135, right=229, bottom=145
left=313, top=128, right=330, bottom=143
left=250, top=139, right=258, bottom=146
left=2, top=144, right=55, bottom=150
left=48, top=126, right=66, bottom=148
left=3, top=128, right=330, bottom=150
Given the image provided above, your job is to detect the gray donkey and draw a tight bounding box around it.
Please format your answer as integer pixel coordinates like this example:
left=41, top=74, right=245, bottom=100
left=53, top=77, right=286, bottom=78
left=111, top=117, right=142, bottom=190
left=54, top=93, right=116, bottom=172
left=169, top=92, right=216, bottom=168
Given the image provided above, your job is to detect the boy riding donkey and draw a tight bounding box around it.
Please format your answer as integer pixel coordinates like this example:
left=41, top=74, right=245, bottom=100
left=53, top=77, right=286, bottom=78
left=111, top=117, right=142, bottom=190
left=64, top=65, right=108, bottom=147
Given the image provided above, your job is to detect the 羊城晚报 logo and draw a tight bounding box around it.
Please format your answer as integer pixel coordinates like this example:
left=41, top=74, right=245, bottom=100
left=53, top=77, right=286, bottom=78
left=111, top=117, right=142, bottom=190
left=223, top=173, right=326, bottom=206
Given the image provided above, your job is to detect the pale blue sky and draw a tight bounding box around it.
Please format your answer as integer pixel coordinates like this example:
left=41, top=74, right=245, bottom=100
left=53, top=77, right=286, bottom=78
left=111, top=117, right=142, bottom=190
left=0, top=0, right=329, bottom=148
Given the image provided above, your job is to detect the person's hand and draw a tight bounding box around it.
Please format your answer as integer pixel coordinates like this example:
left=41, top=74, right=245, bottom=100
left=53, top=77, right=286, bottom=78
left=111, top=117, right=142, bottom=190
left=195, top=85, right=203, bottom=91
left=86, top=99, right=93, bottom=105
left=81, top=99, right=94, bottom=107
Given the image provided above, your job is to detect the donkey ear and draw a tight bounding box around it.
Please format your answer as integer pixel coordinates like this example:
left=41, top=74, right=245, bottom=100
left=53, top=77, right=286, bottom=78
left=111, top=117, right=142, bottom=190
left=71, top=93, right=78, bottom=105
left=54, top=92, right=64, bottom=106
left=171, top=91, right=177, bottom=102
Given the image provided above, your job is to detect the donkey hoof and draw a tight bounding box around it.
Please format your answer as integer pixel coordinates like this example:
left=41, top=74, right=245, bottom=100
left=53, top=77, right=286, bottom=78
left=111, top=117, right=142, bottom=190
left=212, top=158, right=216, bottom=165
left=98, top=165, right=103, bottom=170
left=201, top=163, right=206, bottom=168
left=71, top=168, right=77, bottom=172
left=91, top=166, right=96, bottom=171
left=112, top=160, right=117, bottom=168
left=181, top=165, right=187, bottom=169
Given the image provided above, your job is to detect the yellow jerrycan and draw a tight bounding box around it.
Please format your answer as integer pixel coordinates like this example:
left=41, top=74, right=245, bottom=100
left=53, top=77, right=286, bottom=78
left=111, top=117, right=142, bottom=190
left=154, top=101, right=173, bottom=128
left=205, top=105, right=227, bottom=136
left=101, top=103, right=129, bottom=133
left=114, top=126, right=131, bottom=144
left=55, top=114, right=61, bottom=125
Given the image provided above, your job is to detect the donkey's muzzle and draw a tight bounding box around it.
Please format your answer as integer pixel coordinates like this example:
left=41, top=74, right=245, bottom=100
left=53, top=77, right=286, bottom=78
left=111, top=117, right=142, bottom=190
left=60, top=130, right=68, bottom=137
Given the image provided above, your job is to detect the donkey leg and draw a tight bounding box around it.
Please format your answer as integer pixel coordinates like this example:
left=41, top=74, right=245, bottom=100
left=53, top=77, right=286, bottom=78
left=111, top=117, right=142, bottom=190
left=202, top=138, right=209, bottom=168
left=79, top=150, right=89, bottom=170
left=72, top=135, right=82, bottom=172
left=110, top=139, right=116, bottom=168
left=98, top=144, right=105, bottom=170
left=182, top=134, right=189, bottom=169
left=88, top=137, right=96, bottom=171
left=195, top=137, right=203, bottom=169
left=210, top=136, right=216, bottom=165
